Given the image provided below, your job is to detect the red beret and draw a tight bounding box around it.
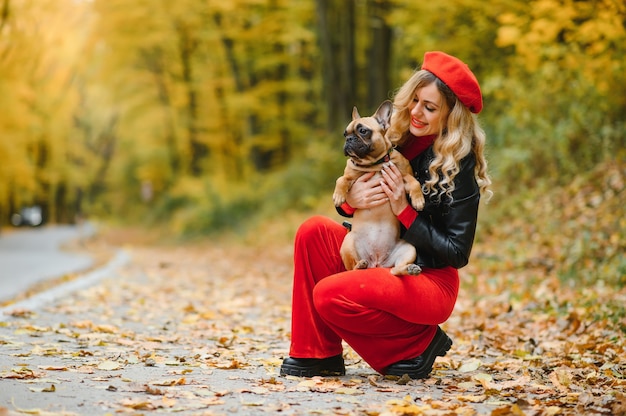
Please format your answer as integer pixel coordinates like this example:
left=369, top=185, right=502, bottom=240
left=422, top=51, right=483, bottom=114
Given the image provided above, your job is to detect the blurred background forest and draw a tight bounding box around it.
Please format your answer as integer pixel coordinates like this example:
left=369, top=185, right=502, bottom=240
left=0, top=0, right=624, bottom=284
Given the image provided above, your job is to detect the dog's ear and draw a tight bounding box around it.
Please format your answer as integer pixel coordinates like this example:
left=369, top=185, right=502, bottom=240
left=373, top=100, right=393, bottom=130
left=352, top=106, right=361, bottom=120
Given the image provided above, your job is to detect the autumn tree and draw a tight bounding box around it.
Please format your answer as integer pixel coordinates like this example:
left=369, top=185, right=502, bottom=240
left=0, top=0, right=91, bottom=224
left=491, top=0, right=626, bottom=187
left=0, top=0, right=623, bottom=234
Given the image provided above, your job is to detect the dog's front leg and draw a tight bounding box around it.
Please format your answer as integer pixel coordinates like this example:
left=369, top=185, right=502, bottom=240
left=404, top=175, right=425, bottom=211
left=392, top=152, right=425, bottom=211
left=333, top=167, right=361, bottom=207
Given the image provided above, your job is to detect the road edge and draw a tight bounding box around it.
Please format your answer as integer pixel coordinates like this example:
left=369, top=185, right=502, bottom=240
left=0, top=249, right=131, bottom=315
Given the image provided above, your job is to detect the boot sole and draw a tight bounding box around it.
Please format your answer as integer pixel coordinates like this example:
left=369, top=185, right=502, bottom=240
left=386, top=327, right=453, bottom=379
left=279, top=365, right=345, bottom=377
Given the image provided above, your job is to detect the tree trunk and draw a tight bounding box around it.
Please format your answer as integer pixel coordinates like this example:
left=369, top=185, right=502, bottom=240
left=0, top=0, right=8, bottom=33
left=176, top=20, right=206, bottom=177
left=315, top=0, right=357, bottom=131
left=87, top=115, right=118, bottom=204
left=212, top=12, right=246, bottom=181
left=140, top=47, right=180, bottom=177
left=366, top=0, right=393, bottom=111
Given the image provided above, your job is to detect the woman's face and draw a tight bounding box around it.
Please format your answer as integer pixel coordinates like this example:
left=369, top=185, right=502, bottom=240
left=408, top=82, right=447, bottom=137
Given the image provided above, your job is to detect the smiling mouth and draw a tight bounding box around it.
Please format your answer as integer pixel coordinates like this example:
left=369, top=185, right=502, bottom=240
left=411, top=118, right=427, bottom=128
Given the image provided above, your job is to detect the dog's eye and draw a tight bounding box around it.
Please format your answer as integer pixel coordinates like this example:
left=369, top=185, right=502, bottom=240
left=359, top=127, right=369, bottom=135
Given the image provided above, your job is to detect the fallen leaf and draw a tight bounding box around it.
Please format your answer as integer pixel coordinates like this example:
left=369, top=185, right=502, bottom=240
left=2, top=367, right=40, bottom=380
left=37, top=366, right=67, bottom=371
left=150, top=377, right=186, bottom=386
left=549, top=369, right=571, bottom=393
left=119, top=398, right=154, bottom=410
left=396, top=373, right=412, bottom=385
left=458, top=358, right=482, bottom=373
left=93, top=324, right=117, bottom=333
left=335, top=387, right=363, bottom=395
left=457, top=394, right=486, bottom=403
left=491, top=404, right=526, bottom=416
left=28, top=384, right=56, bottom=393
left=160, top=397, right=177, bottom=408
left=97, top=360, right=120, bottom=371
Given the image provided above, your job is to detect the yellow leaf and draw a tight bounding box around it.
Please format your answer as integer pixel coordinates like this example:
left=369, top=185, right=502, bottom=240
left=160, top=397, right=177, bottom=408
left=28, top=384, right=56, bottom=393
left=458, top=358, right=481, bottom=373
left=297, top=380, right=318, bottom=388
left=549, top=369, right=571, bottom=392
left=71, top=320, right=93, bottom=329
left=97, top=360, right=121, bottom=371
left=458, top=394, right=486, bottom=403
left=93, top=324, right=117, bottom=333
left=182, top=314, right=199, bottom=324
left=472, top=372, right=493, bottom=389
left=335, top=387, right=363, bottom=395
left=151, top=377, right=186, bottom=386
left=37, top=366, right=67, bottom=371
left=544, top=406, right=565, bottom=416
left=336, top=395, right=361, bottom=404
left=120, top=398, right=154, bottom=410
left=247, top=387, right=269, bottom=395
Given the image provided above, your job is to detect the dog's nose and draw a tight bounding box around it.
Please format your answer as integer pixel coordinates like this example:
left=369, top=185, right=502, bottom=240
left=344, top=136, right=370, bottom=158
left=345, top=135, right=362, bottom=149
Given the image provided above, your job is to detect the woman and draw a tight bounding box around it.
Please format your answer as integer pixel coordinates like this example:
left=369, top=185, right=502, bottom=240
left=280, top=51, right=492, bottom=379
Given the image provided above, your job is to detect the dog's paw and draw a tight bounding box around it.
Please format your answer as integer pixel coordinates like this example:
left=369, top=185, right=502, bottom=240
left=391, top=264, right=421, bottom=276
left=407, top=264, right=422, bottom=275
left=410, top=192, right=425, bottom=211
left=332, top=192, right=346, bottom=207
left=355, top=260, right=368, bottom=269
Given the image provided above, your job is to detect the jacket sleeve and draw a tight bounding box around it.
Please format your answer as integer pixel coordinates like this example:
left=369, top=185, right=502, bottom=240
left=402, top=155, right=480, bottom=269
left=336, top=202, right=355, bottom=218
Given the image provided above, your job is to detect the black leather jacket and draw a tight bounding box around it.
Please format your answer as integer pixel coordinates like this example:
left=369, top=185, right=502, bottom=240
left=337, top=145, right=480, bottom=270
left=403, top=146, right=480, bottom=269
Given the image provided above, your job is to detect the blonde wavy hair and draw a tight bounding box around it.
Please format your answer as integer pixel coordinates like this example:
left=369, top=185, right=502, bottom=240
left=387, top=70, right=492, bottom=202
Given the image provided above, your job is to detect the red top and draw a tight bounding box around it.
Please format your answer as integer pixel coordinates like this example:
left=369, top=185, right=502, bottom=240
left=397, top=134, right=436, bottom=160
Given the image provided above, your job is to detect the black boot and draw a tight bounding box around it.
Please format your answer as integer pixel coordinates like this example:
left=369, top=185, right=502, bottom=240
left=385, top=326, right=452, bottom=379
left=280, top=354, right=345, bottom=377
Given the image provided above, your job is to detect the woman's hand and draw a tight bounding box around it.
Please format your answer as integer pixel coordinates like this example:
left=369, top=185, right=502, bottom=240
left=380, top=161, right=410, bottom=216
left=345, top=172, right=388, bottom=210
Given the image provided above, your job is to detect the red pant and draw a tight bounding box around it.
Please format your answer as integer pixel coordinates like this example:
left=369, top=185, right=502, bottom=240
left=288, top=215, right=459, bottom=374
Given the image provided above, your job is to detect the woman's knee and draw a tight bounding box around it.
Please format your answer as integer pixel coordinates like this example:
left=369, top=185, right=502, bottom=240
left=312, top=278, right=341, bottom=320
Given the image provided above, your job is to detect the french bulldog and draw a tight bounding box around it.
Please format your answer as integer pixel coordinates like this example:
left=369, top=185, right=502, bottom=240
left=333, top=100, right=424, bottom=276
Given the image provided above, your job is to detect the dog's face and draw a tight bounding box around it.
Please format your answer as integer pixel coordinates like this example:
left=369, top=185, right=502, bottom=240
left=343, top=100, right=393, bottom=165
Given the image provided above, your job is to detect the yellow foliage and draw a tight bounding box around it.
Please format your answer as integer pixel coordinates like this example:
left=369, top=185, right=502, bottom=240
left=495, top=25, right=521, bottom=48
left=0, top=0, right=622, bottom=231
left=498, top=0, right=625, bottom=73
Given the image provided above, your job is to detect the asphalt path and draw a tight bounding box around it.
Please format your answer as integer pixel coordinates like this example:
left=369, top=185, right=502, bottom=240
left=0, top=224, right=96, bottom=304
left=0, top=226, right=504, bottom=416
